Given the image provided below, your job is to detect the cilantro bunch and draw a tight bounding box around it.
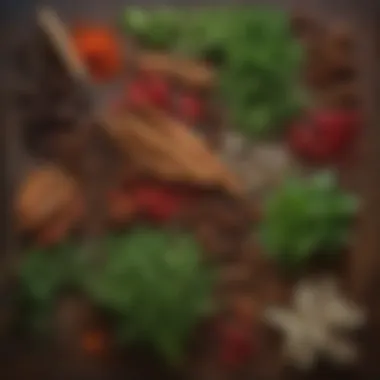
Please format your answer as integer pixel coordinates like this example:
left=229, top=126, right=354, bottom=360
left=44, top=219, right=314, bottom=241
left=83, top=229, right=214, bottom=363
left=19, top=227, right=214, bottom=363
left=259, top=171, right=358, bottom=270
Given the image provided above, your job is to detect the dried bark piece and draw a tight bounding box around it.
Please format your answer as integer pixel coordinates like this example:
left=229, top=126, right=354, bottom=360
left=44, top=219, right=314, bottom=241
left=143, top=109, right=243, bottom=193
left=106, top=114, right=199, bottom=179
left=103, top=110, right=243, bottom=196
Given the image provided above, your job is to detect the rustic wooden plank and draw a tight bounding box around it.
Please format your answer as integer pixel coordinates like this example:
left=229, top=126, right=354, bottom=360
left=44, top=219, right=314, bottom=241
left=346, top=6, right=380, bottom=301
left=0, top=25, right=34, bottom=339
left=0, top=30, right=30, bottom=285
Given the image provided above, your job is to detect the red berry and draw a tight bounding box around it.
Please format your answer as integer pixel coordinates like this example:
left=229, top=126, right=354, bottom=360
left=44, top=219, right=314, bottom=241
left=147, top=77, right=170, bottom=108
left=217, top=323, right=255, bottom=370
left=315, top=109, right=360, bottom=151
left=289, top=125, right=325, bottom=162
left=315, top=110, right=359, bottom=144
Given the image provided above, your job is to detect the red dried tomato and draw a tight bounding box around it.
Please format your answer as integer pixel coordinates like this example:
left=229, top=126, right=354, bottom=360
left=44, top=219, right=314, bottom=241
left=72, top=25, right=123, bottom=82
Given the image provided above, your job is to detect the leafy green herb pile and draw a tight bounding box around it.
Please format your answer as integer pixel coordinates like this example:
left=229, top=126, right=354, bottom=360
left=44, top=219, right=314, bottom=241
left=259, top=171, right=358, bottom=270
left=19, top=228, right=214, bottom=363
left=122, top=7, right=305, bottom=138
left=19, top=241, right=80, bottom=332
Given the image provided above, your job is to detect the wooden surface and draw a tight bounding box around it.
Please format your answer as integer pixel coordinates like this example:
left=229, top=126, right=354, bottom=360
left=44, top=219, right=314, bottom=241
left=2, top=3, right=380, bottom=380
left=348, top=6, right=380, bottom=379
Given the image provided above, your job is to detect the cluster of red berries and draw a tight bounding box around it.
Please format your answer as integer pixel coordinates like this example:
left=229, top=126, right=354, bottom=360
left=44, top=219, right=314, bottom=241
left=215, top=298, right=258, bottom=371
left=108, top=180, right=192, bottom=225
left=123, top=70, right=204, bottom=124
left=288, top=108, right=360, bottom=164
left=130, top=181, right=190, bottom=223
left=217, top=321, right=256, bottom=369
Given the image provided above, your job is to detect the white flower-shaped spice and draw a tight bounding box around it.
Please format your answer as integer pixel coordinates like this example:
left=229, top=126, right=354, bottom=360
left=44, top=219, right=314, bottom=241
left=263, top=277, right=366, bottom=370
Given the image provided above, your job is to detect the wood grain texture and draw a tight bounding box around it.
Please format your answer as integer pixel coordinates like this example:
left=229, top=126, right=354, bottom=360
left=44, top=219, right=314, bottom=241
left=2, top=2, right=380, bottom=380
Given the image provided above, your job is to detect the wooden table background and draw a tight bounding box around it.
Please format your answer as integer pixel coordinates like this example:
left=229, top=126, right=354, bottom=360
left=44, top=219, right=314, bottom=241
left=1, top=1, right=380, bottom=379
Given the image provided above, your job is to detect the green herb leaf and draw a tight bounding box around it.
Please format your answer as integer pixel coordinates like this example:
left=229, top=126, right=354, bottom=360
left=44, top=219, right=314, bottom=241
left=120, top=7, right=305, bottom=139
left=259, top=171, right=359, bottom=271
